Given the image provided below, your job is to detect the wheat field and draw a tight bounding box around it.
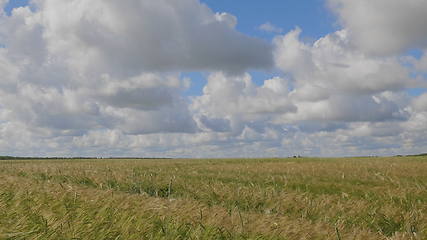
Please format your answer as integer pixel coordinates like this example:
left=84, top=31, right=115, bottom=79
left=0, top=157, right=426, bottom=239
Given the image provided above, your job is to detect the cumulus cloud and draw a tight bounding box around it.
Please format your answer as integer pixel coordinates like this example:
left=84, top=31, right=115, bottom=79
left=329, top=0, right=427, bottom=55
left=0, top=0, right=276, bottom=136
left=0, top=0, right=426, bottom=157
left=270, top=28, right=415, bottom=125
left=275, top=28, right=418, bottom=96
left=35, top=0, right=272, bottom=75
left=191, top=72, right=296, bottom=133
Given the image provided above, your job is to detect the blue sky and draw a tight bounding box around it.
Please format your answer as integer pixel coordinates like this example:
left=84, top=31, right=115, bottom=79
left=201, top=0, right=336, bottom=40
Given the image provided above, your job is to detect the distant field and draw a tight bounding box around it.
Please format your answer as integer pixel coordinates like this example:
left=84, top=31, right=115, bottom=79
left=0, top=157, right=426, bottom=239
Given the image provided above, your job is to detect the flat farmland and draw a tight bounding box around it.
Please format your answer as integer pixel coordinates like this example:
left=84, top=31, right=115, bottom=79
left=0, top=157, right=426, bottom=239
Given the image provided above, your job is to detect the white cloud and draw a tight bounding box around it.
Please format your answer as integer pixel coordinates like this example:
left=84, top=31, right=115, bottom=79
left=0, top=0, right=426, bottom=157
left=35, top=0, right=272, bottom=75
left=271, top=28, right=417, bottom=125
left=258, top=22, right=283, bottom=33
left=329, top=0, right=427, bottom=55
left=0, top=0, right=275, bottom=137
left=412, top=93, right=427, bottom=112
left=274, top=28, right=418, bottom=96
left=191, top=72, right=296, bottom=130
left=188, top=72, right=301, bottom=152
left=215, top=12, right=237, bottom=29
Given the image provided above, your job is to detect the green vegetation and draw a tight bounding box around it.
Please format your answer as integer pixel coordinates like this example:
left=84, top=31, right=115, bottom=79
left=0, top=157, right=426, bottom=239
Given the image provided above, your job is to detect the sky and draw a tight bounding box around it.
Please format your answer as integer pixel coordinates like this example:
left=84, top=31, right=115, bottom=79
left=0, top=0, right=427, bottom=158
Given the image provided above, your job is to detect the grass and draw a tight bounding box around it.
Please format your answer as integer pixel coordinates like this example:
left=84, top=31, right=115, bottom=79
left=0, top=156, right=426, bottom=239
